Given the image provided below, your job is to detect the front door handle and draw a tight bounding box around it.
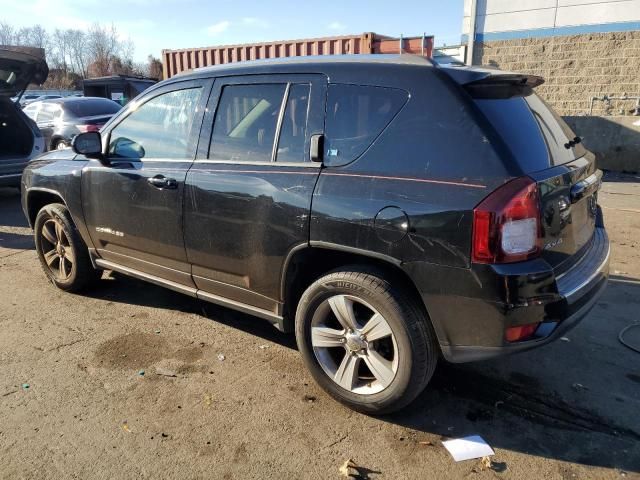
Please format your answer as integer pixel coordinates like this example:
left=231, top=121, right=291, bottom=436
left=147, top=175, right=178, bottom=189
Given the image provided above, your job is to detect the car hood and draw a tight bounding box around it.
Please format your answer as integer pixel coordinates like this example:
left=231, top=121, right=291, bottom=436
left=0, top=47, right=49, bottom=98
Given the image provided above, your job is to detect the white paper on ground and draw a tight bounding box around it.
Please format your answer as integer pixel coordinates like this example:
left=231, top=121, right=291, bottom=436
left=442, top=435, right=495, bottom=462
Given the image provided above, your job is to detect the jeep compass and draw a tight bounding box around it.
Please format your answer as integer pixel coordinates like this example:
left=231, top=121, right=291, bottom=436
left=21, top=55, right=610, bottom=413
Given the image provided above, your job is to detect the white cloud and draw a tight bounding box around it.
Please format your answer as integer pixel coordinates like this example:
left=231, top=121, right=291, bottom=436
left=327, top=21, right=346, bottom=31
left=241, top=17, right=270, bottom=28
left=206, top=20, right=231, bottom=35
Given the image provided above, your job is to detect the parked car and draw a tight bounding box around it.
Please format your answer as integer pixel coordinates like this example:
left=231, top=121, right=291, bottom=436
left=23, top=97, right=122, bottom=150
left=21, top=55, right=610, bottom=413
left=0, top=48, right=48, bottom=187
left=22, top=93, right=62, bottom=107
left=17, top=93, right=41, bottom=107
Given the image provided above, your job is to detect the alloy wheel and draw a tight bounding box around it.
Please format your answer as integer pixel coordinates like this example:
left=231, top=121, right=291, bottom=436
left=40, top=218, right=75, bottom=281
left=310, top=294, right=399, bottom=394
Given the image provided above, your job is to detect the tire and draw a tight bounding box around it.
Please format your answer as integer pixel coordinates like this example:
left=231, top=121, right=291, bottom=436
left=34, top=203, right=101, bottom=292
left=295, top=267, right=438, bottom=414
left=54, top=140, right=69, bottom=150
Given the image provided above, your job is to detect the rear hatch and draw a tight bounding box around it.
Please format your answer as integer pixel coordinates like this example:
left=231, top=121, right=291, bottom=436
left=443, top=66, right=599, bottom=272
left=0, top=47, right=48, bottom=99
left=64, top=98, right=122, bottom=131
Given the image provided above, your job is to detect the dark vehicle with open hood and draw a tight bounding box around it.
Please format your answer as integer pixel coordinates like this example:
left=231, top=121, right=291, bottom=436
left=20, top=55, right=609, bottom=414
left=0, top=47, right=48, bottom=187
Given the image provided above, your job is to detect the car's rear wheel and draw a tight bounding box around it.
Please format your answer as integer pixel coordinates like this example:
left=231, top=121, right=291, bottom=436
left=34, top=203, right=101, bottom=292
left=295, top=267, right=438, bottom=414
left=54, top=140, right=69, bottom=150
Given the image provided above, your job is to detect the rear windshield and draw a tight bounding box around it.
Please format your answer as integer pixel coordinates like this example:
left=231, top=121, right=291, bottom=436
left=474, top=92, right=585, bottom=172
left=64, top=99, right=121, bottom=118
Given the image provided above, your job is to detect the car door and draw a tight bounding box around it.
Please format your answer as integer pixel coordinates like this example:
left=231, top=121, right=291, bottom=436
left=184, top=74, right=326, bottom=316
left=82, top=78, right=211, bottom=288
left=35, top=103, right=57, bottom=149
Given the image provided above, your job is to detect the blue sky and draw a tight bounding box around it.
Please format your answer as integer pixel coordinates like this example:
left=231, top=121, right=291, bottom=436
left=1, top=0, right=464, bottom=61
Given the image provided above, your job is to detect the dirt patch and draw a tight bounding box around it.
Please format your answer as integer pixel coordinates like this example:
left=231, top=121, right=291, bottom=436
left=94, top=332, right=169, bottom=369
left=173, top=345, right=205, bottom=363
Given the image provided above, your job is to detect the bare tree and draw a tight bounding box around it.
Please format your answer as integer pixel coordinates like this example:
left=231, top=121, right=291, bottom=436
left=50, top=28, right=71, bottom=73
left=67, top=30, right=90, bottom=78
left=0, top=22, right=15, bottom=45
left=147, top=55, right=163, bottom=79
left=87, top=23, right=121, bottom=77
left=28, top=25, right=49, bottom=49
left=2, top=21, right=141, bottom=80
left=6, top=25, right=48, bottom=49
left=14, top=27, right=31, bottom=45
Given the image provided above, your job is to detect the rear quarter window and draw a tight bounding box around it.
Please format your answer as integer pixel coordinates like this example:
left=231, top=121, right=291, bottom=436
left=324, top=84, right=408, bottom=166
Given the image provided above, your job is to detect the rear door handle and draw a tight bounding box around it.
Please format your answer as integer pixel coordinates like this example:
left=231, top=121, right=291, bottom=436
left=147, top=175, right=178, bottom=189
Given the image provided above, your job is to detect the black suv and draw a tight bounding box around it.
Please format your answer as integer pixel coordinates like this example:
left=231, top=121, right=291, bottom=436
left=21, top=55, right=610, bottom=413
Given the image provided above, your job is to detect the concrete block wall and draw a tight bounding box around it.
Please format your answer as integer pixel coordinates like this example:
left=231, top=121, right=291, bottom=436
left=472, top=31, right=640, bottom=116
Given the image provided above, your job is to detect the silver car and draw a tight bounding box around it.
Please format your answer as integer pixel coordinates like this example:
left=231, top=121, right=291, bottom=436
left=0, top=48, right=48, bottom=188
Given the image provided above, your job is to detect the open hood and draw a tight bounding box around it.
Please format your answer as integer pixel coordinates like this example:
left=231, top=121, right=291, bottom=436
left=0, top=47, right=49, bottom=98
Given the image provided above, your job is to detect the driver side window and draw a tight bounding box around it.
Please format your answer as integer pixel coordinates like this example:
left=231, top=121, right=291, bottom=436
left=108, top=87, right=202, bottom=160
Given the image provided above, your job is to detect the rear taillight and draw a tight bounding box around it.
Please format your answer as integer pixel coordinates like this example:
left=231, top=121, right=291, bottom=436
left=76, top=124, right=101, bottom=133
left=472, top=176, right=542, bottom=264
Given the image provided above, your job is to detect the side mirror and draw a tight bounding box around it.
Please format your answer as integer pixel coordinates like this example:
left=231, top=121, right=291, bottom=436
left=72, top=132, right=106, bottom=163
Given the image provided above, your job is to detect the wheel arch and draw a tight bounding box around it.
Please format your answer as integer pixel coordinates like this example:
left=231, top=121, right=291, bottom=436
left=25, top=188, right=68, bottom=228
left=280, top=243, right=431, bottom=335
left=49, top=135, right=67, bottom=150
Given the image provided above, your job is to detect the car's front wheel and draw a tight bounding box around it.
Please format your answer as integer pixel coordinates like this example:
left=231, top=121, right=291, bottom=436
left=295, top=267, right=438, bottom=414
left=34, top=203, right=101, bottom=292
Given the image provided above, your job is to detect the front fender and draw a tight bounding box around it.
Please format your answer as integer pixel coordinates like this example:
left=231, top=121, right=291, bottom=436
left=22, top=153, right=93, bottom=249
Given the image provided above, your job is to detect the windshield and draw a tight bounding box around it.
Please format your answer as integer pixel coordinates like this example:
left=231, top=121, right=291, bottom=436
left=64, top=99, right=122, bottom=118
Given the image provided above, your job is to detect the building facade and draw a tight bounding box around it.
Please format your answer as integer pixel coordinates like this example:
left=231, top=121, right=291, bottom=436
left=462, top=0, right=640, bottom=172
left=463, top=0, right=640, bottom=116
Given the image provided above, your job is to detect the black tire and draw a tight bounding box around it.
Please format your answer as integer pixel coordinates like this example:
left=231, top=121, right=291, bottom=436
left=53, top=139, right=69, bottom=150
left=295, top=267, right=438, bottom=414
left=34, top=203, right=101, bottom=292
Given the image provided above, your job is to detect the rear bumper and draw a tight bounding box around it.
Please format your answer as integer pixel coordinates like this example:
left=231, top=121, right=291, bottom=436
left=439, top=227, right=610, bottom=363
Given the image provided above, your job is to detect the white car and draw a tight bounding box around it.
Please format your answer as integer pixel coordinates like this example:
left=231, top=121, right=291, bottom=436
left=0, top=48, right=48, bottom=188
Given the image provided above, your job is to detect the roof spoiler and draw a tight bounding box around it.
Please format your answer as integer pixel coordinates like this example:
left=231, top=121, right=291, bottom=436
left=438, top=65, right=544, bottom=99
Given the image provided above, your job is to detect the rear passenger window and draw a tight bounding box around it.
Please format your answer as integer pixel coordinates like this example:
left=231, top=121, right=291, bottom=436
left=276, top=84, right=310, bottom=163
left=36, top=107, right=54, bottom=124
left=324, top=84, right=408, bottom=165
left=210, top=84, right=286, bottom=162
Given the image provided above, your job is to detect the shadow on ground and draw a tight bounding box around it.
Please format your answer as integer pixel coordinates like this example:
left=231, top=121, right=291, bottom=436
left=0, top=187, right=34, bottom=250
left=0, top=187, right=27, bottom=227
left=82, top=271, right=640, bottom=473
left=85, top=272, right=297, bottom=350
